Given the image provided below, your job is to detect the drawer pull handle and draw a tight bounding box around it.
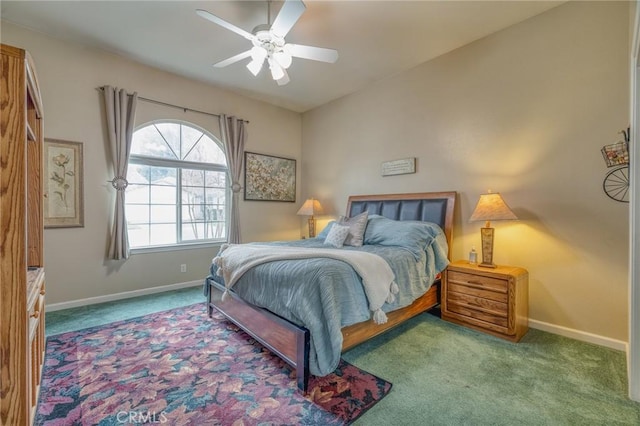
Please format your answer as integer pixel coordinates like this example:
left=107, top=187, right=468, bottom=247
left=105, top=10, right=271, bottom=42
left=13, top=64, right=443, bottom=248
left=31, top=310, right=40, bottom=319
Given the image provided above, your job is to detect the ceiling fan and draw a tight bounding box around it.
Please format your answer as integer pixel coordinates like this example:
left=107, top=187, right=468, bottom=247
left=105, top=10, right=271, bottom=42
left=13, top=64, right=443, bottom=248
left=196, top=0, right=338, bottom=86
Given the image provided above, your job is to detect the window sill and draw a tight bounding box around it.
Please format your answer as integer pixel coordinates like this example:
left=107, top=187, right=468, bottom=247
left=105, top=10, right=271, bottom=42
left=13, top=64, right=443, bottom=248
left=130, top=241, right=225, bottom=255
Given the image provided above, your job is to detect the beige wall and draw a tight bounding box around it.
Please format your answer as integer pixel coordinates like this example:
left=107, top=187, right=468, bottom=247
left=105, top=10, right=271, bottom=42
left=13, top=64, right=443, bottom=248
left=302, top=1, right=630, bottom=341
left=1, top=22, right=302, bottom=304
left=1, top=1, right=631, bottom=342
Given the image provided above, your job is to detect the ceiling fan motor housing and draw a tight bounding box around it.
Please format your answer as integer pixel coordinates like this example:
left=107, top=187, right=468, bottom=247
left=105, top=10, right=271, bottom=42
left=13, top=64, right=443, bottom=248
left=252, top=27, right=286, bottom=55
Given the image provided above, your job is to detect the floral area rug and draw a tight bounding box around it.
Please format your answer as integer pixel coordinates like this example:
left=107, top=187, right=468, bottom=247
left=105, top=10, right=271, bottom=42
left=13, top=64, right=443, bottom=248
left=35, top=303, right=391, bottom=425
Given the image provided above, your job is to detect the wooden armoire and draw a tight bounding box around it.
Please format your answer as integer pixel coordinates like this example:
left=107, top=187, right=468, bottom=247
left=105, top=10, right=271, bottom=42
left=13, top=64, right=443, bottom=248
left=1, top=44, right=46, bottom=425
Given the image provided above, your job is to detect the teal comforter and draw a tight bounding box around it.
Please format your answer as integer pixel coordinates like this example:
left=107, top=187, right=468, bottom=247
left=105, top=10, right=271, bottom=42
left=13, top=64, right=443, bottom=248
left=206, top=223, right=449, bottom=376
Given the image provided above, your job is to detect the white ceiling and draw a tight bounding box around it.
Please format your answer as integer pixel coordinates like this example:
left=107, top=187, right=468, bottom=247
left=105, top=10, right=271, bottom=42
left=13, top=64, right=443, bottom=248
left=1, top=1, right=563, bottom=113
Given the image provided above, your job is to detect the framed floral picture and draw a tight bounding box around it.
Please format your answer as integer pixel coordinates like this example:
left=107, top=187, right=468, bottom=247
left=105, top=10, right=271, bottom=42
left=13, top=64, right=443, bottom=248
left=244, top=152, right=296, bottom=202
left=44, top=139, right=84, bottom=228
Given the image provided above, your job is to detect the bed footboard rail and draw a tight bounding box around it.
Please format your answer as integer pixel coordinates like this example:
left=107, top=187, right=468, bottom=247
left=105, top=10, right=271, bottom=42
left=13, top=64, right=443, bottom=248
left=207, top=278, right=310, bottom=392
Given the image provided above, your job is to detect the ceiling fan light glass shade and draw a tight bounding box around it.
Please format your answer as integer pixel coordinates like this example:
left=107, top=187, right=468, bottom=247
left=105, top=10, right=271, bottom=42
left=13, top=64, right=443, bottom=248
left=250, top=46, right=267, bottom=61
left=276, top=71, right=290, bottom=86
left=273, top=50, right=292, bottom=69
left=269, top=59, right=285, bottom=80
left=246, top=57, right=264, bottom=76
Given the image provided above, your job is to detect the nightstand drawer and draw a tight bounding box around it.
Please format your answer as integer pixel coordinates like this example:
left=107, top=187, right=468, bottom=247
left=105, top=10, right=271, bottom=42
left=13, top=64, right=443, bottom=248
left=447, top=290, right=508, bottom=317
left=447, top=270, right=508, bottom=293
left=446, top=302, right=509, bottom=331
left=447, top=282, right=508, bottom=303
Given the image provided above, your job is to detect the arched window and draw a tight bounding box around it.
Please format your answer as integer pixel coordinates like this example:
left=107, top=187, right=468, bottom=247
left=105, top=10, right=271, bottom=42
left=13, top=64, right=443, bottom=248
left=125, top=121, right=228, bottom=249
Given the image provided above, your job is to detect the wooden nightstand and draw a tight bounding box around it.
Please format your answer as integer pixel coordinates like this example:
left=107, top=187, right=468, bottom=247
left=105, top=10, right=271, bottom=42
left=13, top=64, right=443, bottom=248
left=442, top=260, right=529, bottom=342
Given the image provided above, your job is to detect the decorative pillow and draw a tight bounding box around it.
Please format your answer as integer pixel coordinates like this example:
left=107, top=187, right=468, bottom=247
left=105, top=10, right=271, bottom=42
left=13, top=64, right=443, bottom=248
left=316, top=221, right=336, bottom=239
left=323, top=223, right=351, bottom=248
left=338, top=211, right=368, bottom=247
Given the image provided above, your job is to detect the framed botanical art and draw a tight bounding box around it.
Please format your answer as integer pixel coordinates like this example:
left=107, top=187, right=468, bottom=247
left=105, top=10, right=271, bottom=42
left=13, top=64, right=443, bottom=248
left=244, top=151, right=296, bottom=202
left=43, top=139, right=84, bottom=228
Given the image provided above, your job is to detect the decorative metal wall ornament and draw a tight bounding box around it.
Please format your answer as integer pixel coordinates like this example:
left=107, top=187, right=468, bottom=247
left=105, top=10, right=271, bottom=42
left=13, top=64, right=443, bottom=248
left=601, top=127, right=630, bottom=203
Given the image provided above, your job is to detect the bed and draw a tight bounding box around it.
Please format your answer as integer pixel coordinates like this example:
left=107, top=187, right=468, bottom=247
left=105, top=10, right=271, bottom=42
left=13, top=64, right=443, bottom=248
left=205, top=191, right=456, bottom=392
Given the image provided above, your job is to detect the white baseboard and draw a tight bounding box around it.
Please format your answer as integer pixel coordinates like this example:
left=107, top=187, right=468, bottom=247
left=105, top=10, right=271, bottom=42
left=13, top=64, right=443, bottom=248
left=46, top=287, right=630, bottom=353
left=529, top=319, right=628, bottom=352
left=46, top=280, right=203, bottom=312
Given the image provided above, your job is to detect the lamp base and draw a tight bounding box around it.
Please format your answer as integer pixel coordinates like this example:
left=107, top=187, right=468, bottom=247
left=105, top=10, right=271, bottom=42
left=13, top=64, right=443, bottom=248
left=308, top=217, right=316, bottom=238
left=480, top=227, right=495, bottom=267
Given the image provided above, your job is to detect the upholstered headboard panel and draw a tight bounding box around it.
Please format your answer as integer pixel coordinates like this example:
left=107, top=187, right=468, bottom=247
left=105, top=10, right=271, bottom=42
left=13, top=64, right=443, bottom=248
left=346, top=192, right=456, bottom=256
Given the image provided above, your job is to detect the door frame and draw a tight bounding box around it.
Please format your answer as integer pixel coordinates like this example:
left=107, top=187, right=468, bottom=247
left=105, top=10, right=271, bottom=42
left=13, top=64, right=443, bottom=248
left=629, top=0, right=639, bottom=402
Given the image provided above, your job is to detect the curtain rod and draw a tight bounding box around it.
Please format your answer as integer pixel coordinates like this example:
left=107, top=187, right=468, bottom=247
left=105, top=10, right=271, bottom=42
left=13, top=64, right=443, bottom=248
left=95, top=86, right=248, bottom=123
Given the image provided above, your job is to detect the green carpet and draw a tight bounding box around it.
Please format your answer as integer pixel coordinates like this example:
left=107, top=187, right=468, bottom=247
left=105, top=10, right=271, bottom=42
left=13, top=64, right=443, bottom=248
left=46, top=287, right=640, bottom=425
left=45, top=286, right=205, bottom=336
left=343, top=314, right=639, bottom=425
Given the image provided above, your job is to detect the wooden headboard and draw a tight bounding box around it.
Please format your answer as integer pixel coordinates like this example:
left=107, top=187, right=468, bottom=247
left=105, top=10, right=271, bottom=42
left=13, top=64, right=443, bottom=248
left=346, top=191, right=456, bottom=257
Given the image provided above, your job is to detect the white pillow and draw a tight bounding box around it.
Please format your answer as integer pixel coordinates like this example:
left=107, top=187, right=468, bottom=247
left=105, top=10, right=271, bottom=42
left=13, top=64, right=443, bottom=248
left=338, top=211, right=369, bottom=247
left=324, top=223, right=351, bottom=248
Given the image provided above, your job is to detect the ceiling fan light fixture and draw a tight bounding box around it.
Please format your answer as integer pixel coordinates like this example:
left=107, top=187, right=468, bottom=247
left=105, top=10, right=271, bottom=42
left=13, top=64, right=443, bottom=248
left=198, top=0, right=339, bottom=86
left=276, top=72, right=290, bottom=86
left=269, top=58, right=285, bottom=80
left=250, top=46, right=267, bottom=61
left=273, top=49, right=292, bottom=69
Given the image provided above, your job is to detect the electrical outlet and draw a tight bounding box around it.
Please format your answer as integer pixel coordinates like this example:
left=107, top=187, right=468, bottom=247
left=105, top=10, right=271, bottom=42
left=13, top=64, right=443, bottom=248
left=180, top=264, right=187, bottom=273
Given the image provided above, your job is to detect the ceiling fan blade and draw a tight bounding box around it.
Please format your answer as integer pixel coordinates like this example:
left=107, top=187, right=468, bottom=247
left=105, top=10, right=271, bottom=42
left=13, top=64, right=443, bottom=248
left=196, top=9, right=254, bottom=41
left=287, top=44, right=339, bottom=63
left=270, top=0, right=306, bottom=38
left=214, top=50, right=253, bottom=68
left=276, top=69, right=290, bottom=86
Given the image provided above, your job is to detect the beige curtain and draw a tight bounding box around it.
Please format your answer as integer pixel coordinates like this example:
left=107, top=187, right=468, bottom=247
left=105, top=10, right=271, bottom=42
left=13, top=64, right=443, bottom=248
left=103, top=86, right=138, bottom=260
left=219, top=115, right=247, bottom=244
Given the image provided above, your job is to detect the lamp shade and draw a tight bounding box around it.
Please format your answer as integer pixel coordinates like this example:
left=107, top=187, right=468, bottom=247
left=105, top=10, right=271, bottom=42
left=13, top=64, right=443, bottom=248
left=469, top=192, right=517, bottom=222
left=297, top=198, right=323, bottom=216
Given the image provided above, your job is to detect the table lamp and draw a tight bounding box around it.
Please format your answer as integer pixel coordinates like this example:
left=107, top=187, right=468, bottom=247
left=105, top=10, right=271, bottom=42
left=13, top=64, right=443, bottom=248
left=296, top=198, right=323, bottom=238
left=469, top=191, right=517, bottom=268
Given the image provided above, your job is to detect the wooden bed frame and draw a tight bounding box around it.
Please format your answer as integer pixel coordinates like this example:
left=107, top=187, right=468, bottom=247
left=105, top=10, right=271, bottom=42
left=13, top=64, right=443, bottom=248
left=206, top=191, right=456, bottom=392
